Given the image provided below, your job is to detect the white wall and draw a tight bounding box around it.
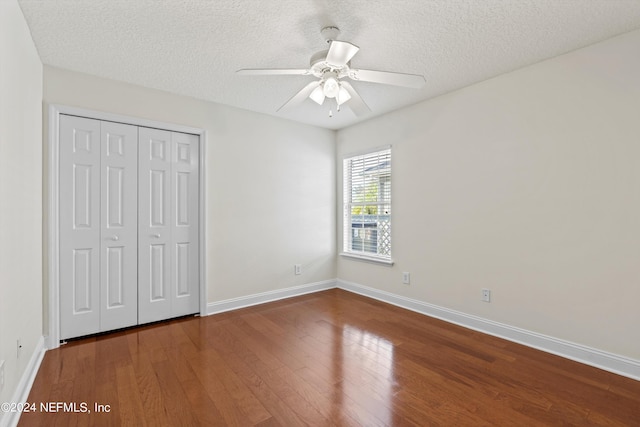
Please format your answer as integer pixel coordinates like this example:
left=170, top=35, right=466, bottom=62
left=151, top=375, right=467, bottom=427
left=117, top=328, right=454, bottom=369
left=43, top=66, right=336, bottom=308
left=0, top=0, right=44, bottom=409
left=337, top=29, right=640, bottom=360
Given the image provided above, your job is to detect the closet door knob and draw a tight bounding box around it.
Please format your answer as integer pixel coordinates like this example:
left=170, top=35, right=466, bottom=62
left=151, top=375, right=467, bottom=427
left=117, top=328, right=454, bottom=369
left=152, top=234, right=161, bottom=238
left=111, top=235, right=119, bottom=241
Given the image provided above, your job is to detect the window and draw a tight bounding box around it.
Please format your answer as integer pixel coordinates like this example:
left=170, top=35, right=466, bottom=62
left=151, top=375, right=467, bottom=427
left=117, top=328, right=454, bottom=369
left=343, top=147, right=391, bottom=262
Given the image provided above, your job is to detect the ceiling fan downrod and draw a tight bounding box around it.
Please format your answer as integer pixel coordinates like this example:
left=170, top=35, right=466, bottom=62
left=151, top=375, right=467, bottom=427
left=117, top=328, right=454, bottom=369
left=321, top=26, right=341, bottom=44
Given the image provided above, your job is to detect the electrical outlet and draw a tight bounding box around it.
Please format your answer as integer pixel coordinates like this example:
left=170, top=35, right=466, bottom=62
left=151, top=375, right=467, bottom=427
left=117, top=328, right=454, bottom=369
left=481, top=289, right=491, bottom=302
left=402, top=272, right=410, bottom=285
left=0, top=360, right=5, bottom=390
left=294, top=264, right=302, bottom=275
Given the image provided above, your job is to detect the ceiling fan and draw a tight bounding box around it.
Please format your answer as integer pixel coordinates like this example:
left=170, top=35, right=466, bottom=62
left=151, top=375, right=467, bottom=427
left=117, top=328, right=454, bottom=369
left=237, top=26, right=425, bottom=117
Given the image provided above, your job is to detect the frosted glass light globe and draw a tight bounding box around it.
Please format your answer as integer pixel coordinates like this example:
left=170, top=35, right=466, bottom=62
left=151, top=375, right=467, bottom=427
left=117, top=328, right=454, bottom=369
left=323, top=77, right=340, bottom=98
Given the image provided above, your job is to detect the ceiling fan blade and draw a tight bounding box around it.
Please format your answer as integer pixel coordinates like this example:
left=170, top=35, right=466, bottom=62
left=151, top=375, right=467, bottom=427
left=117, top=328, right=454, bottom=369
left=326, top=40, right=359, bottom=67
left=237, top=68, right=310, bottom=76
left=277, top=81, right=321, bottom=112
left=339, top=81, right=370, bottom=117
left=349, top=69, right=425, bottom=88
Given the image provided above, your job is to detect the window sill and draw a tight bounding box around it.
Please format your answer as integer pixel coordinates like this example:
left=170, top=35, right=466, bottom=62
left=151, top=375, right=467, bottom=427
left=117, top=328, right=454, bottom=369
left=340, top=252, right=394, bottom=266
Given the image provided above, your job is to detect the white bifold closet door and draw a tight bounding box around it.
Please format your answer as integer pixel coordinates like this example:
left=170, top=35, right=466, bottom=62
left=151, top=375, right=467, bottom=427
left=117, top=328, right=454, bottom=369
left=59, top=115, right=199, bottom=340
left=60, top=116, right=139, bottom=339
left=138, top=127, right=199, bottom=324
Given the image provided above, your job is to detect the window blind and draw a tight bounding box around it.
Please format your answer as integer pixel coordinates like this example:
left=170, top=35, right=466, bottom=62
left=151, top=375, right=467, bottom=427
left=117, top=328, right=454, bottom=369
left=343, top=148, right=391, bottom=259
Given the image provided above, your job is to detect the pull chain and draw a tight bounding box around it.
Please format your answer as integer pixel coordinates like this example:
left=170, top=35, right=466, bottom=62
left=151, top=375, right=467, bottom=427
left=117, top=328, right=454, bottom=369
left=329, top=97, right=339, bottom=118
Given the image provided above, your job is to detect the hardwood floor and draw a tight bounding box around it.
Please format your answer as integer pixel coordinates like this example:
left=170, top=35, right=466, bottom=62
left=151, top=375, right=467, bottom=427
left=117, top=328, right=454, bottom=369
left=19, top=289, right=640, bottom=426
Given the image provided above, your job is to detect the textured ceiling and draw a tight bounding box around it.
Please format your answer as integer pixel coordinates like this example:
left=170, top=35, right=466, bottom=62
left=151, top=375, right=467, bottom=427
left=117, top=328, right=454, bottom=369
left=17, top=0, right=640, bottom=130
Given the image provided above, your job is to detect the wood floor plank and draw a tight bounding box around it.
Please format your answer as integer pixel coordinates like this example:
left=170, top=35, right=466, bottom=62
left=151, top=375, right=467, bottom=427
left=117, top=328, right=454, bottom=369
left=189, top=347, right=271, bottom=426
left=115, top=364, right=148, bottom=427
left=237, top=354, right=332, bottom=426
left=131, top=351, right=167, bottom=426
left=223, top=354, right=308, bottom=426
left=18, top=288, right=640, bottom=426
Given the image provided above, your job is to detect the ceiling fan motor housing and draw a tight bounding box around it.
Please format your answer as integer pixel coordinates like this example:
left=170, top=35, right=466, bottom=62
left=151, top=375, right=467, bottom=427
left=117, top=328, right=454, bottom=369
left=310, top=50, right=350, bottom=78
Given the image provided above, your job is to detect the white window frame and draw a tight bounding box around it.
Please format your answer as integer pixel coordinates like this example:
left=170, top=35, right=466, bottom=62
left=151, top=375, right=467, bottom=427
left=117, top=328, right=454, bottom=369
left=341, top=146, right=393, bottom=266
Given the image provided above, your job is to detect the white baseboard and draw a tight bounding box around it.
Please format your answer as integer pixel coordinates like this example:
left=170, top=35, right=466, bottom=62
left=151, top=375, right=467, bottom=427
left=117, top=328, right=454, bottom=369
left=1, top=336, right=46, bottom=427
left=337, top=279, right=640, bottom=381
left=207, top=279, right=337, bottom=315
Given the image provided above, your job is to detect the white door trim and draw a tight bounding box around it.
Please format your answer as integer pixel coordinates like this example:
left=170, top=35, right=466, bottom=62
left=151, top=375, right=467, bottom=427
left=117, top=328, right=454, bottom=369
left=47, top=104, right=208, bottom=349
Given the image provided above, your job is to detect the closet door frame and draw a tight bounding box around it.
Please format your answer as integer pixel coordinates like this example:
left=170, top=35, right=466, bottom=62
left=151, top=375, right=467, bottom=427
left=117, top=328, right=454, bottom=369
left=47, top=104, right=207, bottom=349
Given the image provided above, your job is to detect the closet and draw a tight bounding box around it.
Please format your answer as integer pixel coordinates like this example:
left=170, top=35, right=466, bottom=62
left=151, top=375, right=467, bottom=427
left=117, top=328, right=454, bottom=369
left=59, top=115, right=199, bottom=340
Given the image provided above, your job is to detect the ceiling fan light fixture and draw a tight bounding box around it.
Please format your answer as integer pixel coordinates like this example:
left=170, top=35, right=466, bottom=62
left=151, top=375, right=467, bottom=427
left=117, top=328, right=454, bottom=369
left=309, top=86, right=325, bottom=104
left=337, top=86, right=351, bottom=105
left=237, top=25, right=422, bottom=118
left=323, top=76, right=340, bottom=98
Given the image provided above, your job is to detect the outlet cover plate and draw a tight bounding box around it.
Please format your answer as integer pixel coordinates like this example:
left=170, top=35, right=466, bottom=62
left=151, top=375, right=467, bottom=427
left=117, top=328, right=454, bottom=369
left=402, top=272, right=410, bottom=285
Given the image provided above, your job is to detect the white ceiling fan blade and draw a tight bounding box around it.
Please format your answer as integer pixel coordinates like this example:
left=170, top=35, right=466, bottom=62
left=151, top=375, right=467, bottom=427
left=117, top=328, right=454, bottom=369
left=237, top=68, right=310, bottom=76
left=309, top=86, right=325, bottom=105
left=326, top=40, right=359, bottom=67
left=349, top=69, right=425, bottom=88
left=277, top=81, right=321, bottom=112
left=339, top=81, right=370, bottom=117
